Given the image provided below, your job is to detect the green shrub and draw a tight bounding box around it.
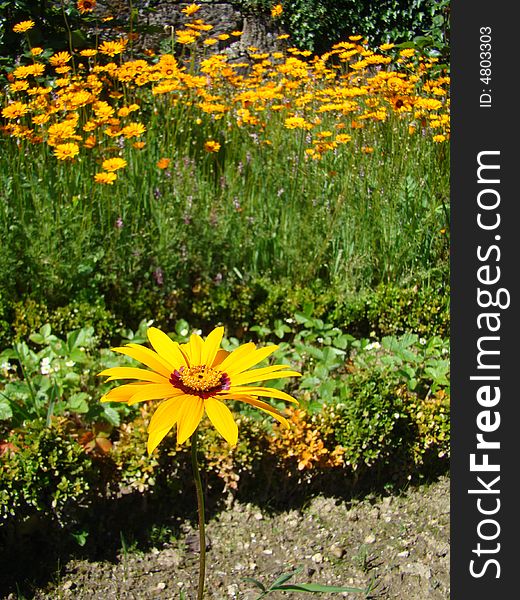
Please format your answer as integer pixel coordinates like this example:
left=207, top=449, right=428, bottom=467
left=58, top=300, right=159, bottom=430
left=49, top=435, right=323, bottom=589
left=0, top=418, right=100, bottom=527
left=269, top=0, right=449, bottom=55
left=11, top=298, right=121, bottom=346
left=365, top=281, right=450, bottom=338
left=327, top=376, right=415, bottom=473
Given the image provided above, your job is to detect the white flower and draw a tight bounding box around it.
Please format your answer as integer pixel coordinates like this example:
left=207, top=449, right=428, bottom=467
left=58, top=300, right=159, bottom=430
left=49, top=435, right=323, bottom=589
left=1, top=360, right=12, bottom=371
left=365, top=341, right=381, bottom=351
left=40, top=357, right=51, bottom=375
left=65, top=360, right=75, bottom=367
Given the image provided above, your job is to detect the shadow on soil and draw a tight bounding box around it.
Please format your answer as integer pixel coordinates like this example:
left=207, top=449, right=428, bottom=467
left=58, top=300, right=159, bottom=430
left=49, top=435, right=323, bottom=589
left=0, top=456, right=449, bottom=599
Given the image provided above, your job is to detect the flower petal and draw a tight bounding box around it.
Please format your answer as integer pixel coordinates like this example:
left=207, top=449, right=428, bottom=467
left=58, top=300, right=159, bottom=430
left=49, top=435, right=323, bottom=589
left=111, top=344, right=174, bottom=378
left=232, top=395, right=290, bottom=428
left=147, top=327, right=187, bottom=368
left=204, top=397, right=238, bottom=446
left=176, top=395, right=204, bottom=445
left=223, top=345, right=279, bottom=376
left=226, top=385, right=298, bottom=404
left=147, top=395, right=188, bottom=433
left=212, top=348, right=230, bottom=367
left=217, top=342, right=256, bottom=371
left=201, top=326, right=224, bottom=367
left=187, top=333, right=203, bottom=365
left=127, top=383, right=183, bottom=405
left=147, top=396, right=188, bottom=454
left=231, top=366, right=300, bottom=386
left=98, top=367, right=168, bottom=384
left=101, top=383, right=148, bottom=403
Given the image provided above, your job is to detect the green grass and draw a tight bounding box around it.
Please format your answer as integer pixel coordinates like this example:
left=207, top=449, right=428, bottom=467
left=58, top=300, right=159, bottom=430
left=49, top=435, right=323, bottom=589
left=0, top=110, right=449, bottom=313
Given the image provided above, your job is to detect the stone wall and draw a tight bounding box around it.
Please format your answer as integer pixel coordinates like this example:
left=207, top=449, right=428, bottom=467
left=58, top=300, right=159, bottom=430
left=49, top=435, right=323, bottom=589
left=98, top=1, right=283, bottom=56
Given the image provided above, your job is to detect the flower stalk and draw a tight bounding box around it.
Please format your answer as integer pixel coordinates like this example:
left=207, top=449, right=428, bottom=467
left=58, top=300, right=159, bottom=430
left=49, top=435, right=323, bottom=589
left=191, top=428, right=206, bottom=600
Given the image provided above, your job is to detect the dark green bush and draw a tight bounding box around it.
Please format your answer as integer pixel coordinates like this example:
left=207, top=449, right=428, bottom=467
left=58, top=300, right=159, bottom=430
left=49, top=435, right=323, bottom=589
left=0, top=418, right=100, bottom=527
left=365, top=281, right=450, bottom=338
left=11, top=298, right=122, bottom=346
left=329, top=376, right=416, bottom=473
left=242, top=0, right=449, bottom=55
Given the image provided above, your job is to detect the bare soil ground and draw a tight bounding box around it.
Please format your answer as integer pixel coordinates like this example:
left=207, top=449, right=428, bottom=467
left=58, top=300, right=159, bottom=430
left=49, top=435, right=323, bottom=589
left=17, top=475, right=449, bottom=600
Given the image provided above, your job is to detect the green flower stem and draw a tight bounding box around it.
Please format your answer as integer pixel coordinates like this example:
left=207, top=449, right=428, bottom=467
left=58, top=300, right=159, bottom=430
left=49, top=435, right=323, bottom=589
left=191, top=428, right=206, bottom=600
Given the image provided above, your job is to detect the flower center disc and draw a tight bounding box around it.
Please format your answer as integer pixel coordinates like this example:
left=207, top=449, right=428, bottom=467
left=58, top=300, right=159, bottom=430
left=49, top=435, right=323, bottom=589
left=170, top=365, right=230, bottom=399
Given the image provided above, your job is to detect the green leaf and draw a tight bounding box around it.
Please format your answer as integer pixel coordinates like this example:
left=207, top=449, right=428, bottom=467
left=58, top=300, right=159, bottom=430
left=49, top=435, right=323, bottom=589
left=102, top=405, right=121, bottom=426
left=68, top=393, right=89, bottom=414
left=0, top=397, right=13, bottom=420
left=274, top=582, right=365, bottom=593
left=242, top=577, right=266, bottom=592
left=270, top=567, right=302, bottom=588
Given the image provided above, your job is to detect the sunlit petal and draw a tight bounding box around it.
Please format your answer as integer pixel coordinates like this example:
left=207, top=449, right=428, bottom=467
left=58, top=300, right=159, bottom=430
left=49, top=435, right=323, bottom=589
left=188, top=333, right=203, bottom=365
left=127, top=383, right=182, bottom=405
left=112, top=344, right=174, bottom=378
left=227, top=385, right=298, bottom=404
left=231, top=394, right=290, bottom=428
left=201, top=326, right=224, bottom=367
left=231, top=367, right=301, bottom=386
left=204, top=397, right=238, bottom=446
left=224, top=345, right=279, bottom=375
left=147, top=327, right=187, bottom=368
left=98, top=367, right=168, bottom=384
left=176, top=395, right=204, bottom=444
left=217, top=342, right=256, bottom=371
left=101, top=382, right=148, bottom=403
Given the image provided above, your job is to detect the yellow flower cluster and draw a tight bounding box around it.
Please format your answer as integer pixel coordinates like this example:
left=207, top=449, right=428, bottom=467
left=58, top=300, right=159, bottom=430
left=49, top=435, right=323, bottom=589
left=2, top=10, right=449, bottom=175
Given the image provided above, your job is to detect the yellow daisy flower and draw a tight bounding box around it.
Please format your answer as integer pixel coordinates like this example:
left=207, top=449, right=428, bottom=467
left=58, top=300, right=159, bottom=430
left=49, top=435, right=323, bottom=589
left=1, top=102, right=29, bottom=119
left=101, top=157, right=127, bottom=171
left=182, top=3, right=201, bottom=16
left=271, top=4, right=283, bottom=18
left=13, top=20, right=35, bottom=33
left=99, top=326, right=300, bottom=453
left=53, top=142, right=80, bottom=160
left=49, top=51, right=72, bottom=67
left=94, top=172, right=117, bottom=184
left=204, top=140, right=221, bottom=152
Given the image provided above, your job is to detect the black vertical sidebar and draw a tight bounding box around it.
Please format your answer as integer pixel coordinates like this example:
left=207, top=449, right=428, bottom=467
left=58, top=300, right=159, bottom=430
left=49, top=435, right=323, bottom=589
left=451, top=1, right=519, bottom=597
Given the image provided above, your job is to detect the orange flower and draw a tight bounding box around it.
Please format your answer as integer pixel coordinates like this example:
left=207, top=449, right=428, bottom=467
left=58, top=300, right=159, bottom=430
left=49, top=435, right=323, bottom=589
left=204, top=140, right=221, bottom=153
left=271, top=4, right=283, bottom=18
left=157, top=158, right=171, bottom=169
left=77, top=0, right=96, bottom=13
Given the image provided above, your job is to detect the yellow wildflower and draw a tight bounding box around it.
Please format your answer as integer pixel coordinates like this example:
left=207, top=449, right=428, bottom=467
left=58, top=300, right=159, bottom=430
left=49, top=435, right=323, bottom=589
left=271, top=4, right=283, bottom=18
left=53, top=142, right=80, bottom=160
left=13, top=20, right=35, bottom=33
left=204, top=140, right=221, bottom=153
left=182, top=3, right=201, bottom=16
left=2, top=102, right=29, bottom=119
left=102, top=157, right=127, bottom=171
left=94, top=172, right=117, bottom=184
left=99, top=326, right=300, bottom=452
